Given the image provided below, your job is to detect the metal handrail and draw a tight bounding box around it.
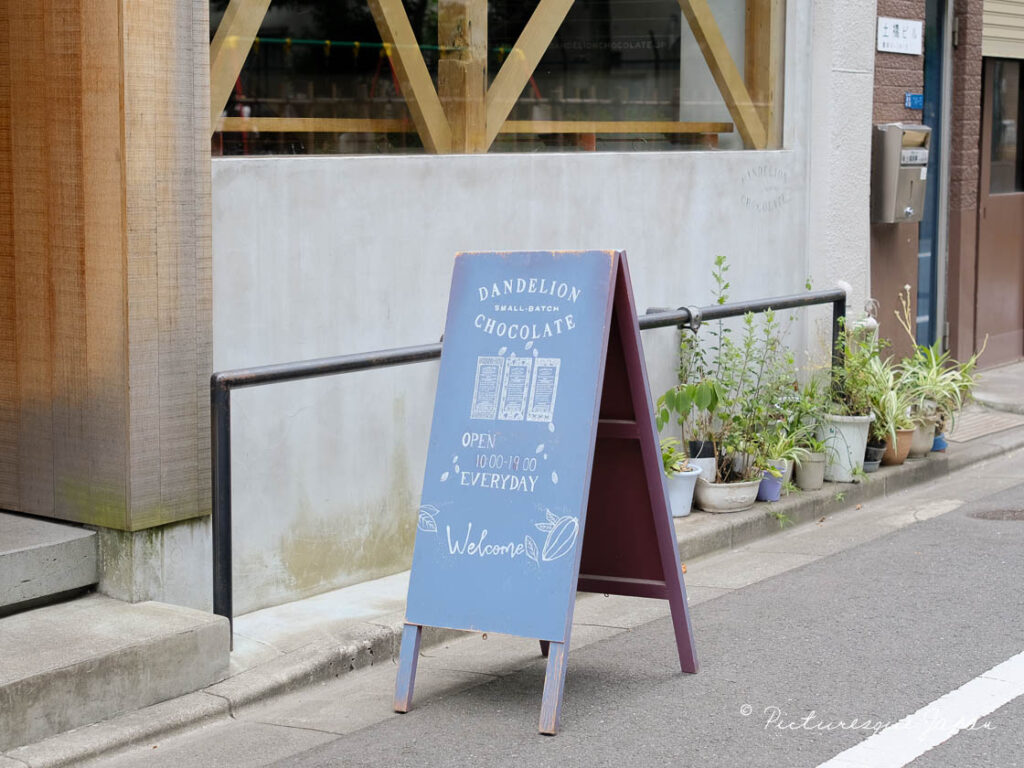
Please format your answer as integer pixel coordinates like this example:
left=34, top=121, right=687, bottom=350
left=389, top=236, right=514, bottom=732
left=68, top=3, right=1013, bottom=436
left=212, top=287, right=846, bottom=639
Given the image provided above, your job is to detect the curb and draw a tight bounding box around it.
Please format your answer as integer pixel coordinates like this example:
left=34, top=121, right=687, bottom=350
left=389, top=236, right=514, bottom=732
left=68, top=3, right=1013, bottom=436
left=8, top=423, right=1024, bottom=768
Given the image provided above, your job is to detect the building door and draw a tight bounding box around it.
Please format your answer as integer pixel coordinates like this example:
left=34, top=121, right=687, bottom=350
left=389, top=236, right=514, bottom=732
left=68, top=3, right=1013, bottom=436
left=976, top=58, right=1024, bottom=365
left=916, top=0, right=949, bottom=346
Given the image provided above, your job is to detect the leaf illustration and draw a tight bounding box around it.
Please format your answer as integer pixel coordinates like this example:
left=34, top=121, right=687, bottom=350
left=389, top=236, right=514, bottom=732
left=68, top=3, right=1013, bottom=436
left=546, top=509, right=558, bottom=525
left=454, top=465, right=460, bottom=474
left=525, top=535, right=539, bottom=563
left=452, top=454, right=458, bottom=464
left=535, top=522, right=554, bottom=532
left=440, top=471, right=450, bottom=482
left=543, top=453, right=548, bottom=460
left=525, top=340, right=534, bottom=350
left=498, top=346, right=507, bottom=355
left=551, top=471, right=559, bottom=484
left=536, top=443, right=545, bottom=454
left=417, top=506, right=439, bottom=533
left=548, top=422, right=555, bottom=433
left=540, top=516, right=578, bottom=561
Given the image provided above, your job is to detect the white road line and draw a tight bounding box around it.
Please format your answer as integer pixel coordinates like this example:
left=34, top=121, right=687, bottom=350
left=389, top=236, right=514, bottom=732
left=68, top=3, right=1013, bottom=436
left=817, top=651, right=1024, bottom=768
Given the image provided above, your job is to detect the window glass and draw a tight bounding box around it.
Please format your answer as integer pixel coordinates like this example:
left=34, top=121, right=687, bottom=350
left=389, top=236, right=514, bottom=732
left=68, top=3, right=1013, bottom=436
left=990, top=59, right=1023, bottom=194
left=211, top=0, right=783, bottom=156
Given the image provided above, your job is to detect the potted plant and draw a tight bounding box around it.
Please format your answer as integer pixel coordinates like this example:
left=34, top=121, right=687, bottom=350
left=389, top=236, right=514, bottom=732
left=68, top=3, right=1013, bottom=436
left=819, top=320, right=877, bottom=482
left=894, top=286, right=984, bottom=457
left=758, top=425, right=811, bottom=500
left=706, top=300, right=796, bottom=509
left=788, top=375, right=829, bottom=490
left=665, top=257, right=765, bottom=513
left=794, top=434, right=828, bottom=490
left=660, top=437, right=702, bottom=518
left=865, top=356, right=914, bottom=469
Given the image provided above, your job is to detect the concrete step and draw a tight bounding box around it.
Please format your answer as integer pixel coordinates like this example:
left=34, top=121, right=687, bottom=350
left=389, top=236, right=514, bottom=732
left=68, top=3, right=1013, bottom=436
left=0, top=593, right=229, bottom=752
left=0, top=512, right=97, bottom=613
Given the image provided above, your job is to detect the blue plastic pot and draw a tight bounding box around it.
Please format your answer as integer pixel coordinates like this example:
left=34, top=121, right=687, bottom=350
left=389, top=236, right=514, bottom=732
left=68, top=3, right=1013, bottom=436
left=757, top=469, right=783, bottom=502
left=932, top=432, right=948, bottom=452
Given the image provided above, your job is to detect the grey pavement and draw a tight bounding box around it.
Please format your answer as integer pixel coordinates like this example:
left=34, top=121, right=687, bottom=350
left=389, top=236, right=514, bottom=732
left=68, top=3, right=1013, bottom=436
left=973, top=360, right=1024, bottom=415
left=77, top=450, right=1024, bottom=768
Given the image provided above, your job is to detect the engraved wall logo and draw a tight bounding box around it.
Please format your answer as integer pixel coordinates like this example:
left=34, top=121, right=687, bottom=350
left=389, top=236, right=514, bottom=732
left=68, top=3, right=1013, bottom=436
left=740, top=164, right=791, bottom=214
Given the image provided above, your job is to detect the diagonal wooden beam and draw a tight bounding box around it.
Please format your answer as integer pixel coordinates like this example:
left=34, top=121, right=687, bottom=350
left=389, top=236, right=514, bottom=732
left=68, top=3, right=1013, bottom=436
left=368, top=0, right=452, bottom=154
left=209, top=0, right=272, bottom=134
left=483, top=0, right=575, bottom=150
left=679, top=0, right=767, bottom=149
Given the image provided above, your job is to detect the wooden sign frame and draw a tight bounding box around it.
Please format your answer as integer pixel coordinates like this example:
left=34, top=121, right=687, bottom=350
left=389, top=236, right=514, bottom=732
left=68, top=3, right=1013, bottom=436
left=395, top=251, right=697, bottom=734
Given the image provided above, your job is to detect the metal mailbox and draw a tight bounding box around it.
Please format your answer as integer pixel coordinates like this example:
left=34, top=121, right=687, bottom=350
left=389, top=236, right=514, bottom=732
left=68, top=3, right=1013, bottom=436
left=871, top=123, right=931, bottom=223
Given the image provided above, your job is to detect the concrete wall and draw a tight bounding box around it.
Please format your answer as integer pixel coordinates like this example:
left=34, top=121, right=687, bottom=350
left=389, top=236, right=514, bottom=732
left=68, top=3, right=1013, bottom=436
left=210, top=0, right=877, bottom=615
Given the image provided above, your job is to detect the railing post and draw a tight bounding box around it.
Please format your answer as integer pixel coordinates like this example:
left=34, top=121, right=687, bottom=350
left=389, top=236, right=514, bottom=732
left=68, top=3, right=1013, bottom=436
left=831, top=292, right=847, bottom=384
left=211, top=376, right=233, bottom=645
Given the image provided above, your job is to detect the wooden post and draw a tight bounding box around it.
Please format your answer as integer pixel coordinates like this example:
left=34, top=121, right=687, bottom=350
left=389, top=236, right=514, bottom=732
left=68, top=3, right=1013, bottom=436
left=745, top=0, right=784, bottom=148
left=438, top=0, right=487, bottom=153
left=0, top=0, right=211, bottom=534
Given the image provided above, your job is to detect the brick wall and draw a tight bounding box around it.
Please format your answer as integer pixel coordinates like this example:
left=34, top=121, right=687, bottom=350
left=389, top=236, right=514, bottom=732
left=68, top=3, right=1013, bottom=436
left=947, top=0, right=984, bottom=359
left=873, top=0, right=927, bottom=123
left=871, top=0, right=926, bottom=359
left=949, top=0, right=983, bottom=213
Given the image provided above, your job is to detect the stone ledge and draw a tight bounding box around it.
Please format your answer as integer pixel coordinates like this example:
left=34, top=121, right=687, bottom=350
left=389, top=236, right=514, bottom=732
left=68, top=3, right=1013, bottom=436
left=0, top=595, right=229, bottom=755
left=0, top=514, right=97, bottom=613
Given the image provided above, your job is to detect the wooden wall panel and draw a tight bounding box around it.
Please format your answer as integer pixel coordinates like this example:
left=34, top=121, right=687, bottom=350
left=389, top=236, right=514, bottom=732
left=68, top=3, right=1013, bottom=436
left=80, top=0, right=130, bottom=528
left=0, top=4, right=17, bottom=503
left=7, top=3, right=55, bottom=515
left=0, top=0, right=211, bottom=531
left=122, top=0, right=211, bottom=529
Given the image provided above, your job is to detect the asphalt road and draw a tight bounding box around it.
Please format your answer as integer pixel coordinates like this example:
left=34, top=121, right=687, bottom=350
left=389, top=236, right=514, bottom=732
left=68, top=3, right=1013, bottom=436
left=278, top=483, right=1024, bottom=767
left=85, top=467, right=1024, bottom=768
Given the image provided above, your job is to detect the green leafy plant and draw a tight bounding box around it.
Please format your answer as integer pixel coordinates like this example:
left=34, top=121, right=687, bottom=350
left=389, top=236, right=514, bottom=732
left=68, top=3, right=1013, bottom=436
left=659, top=437, right=691, bottom=477
left=762, top=423, right=812, bottom=468
left=773, top=511, right=794, bottom=529
left=865, top=355, right=914, bottom=445
left=894, top=286, right=985, bottom=431
left=828, top=318, right=879, bottom=417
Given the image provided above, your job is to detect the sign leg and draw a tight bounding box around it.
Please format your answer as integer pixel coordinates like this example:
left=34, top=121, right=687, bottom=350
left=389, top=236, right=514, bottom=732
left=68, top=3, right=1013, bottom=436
left=394, top=623, right=423, bottom=713
left=538, top=640, right=568, bottom=735
left=539, top=640, right=550, bottom=658
left=667, top=586, right=699, bottom=674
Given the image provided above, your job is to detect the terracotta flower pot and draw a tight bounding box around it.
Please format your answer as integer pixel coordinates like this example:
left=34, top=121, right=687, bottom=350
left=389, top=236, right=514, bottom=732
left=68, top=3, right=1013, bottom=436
left=881, top=429, right=914, bottom=465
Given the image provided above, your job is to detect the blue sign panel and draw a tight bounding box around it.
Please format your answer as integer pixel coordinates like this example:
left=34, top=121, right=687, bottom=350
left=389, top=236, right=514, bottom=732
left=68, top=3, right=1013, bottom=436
left=404, top=251, right=617, bottom=642
left=905, top=92, right=924, bottom=110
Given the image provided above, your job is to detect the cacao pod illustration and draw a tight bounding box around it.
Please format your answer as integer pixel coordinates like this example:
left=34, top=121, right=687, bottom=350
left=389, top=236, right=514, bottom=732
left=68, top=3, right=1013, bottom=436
left=534, top=509, right=578, bottom=562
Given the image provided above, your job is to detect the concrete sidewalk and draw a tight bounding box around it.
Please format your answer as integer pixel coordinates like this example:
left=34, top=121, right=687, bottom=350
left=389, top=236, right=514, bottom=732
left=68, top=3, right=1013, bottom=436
left=972, top=360, right=1024, bottom=415
left=4, top=403, right=1024, bottom=768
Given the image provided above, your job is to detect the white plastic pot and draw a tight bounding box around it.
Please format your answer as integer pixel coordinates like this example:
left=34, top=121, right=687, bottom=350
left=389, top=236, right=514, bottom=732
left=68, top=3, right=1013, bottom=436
left=817, top=413, right=874, bottom=483
left=693, top=477, right=760, bottom=513
left=908, top=421, right=937, bottom=458
left=665, top=465, right=702, bottom=518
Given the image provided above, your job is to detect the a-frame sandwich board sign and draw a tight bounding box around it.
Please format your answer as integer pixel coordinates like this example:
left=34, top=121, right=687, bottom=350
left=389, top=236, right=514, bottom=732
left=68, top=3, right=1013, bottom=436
left=395, top=250, right=697, bottom=734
